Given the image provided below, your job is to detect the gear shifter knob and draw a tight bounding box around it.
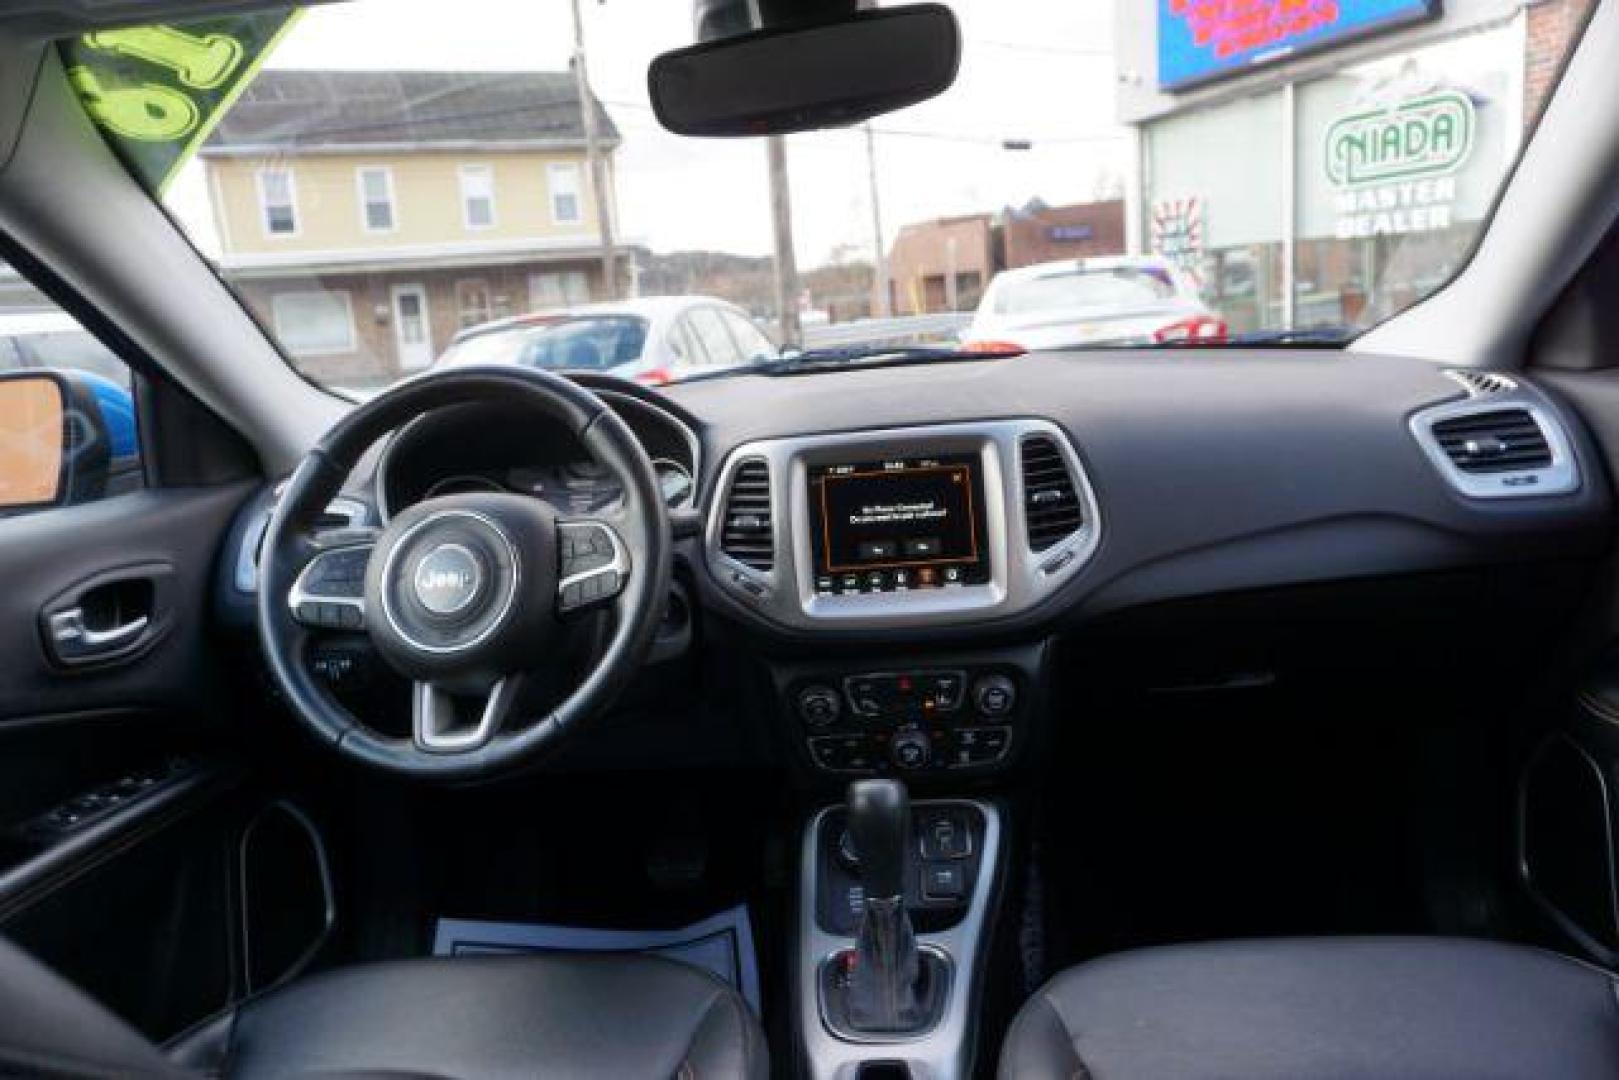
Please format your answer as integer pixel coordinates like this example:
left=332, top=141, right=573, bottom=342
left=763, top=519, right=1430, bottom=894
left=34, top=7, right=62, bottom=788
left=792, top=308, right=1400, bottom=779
left=847, top=779, right=910, bottom=900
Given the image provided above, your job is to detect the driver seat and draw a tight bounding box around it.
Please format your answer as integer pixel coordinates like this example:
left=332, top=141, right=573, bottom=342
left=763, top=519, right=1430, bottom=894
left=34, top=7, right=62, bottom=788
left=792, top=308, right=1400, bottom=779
left=0, top=933, right=768, bottom=1079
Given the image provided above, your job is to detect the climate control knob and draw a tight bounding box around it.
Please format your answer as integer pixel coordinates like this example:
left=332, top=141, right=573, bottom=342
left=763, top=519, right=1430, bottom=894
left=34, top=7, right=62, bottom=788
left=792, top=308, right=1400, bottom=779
left=797, top=685, right=841, bottom=729
left=890, top=731, right=932, bottom=770
left=973, top=674, right=1016, bottom=718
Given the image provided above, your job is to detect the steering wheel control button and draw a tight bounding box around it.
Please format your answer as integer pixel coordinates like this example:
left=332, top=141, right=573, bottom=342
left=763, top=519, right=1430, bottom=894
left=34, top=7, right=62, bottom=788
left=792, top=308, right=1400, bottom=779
left=556, top=520, right=628, bottom=614
left=797, top=685, right=841, bottom=729
left=411, top=543, right=484, bottom=616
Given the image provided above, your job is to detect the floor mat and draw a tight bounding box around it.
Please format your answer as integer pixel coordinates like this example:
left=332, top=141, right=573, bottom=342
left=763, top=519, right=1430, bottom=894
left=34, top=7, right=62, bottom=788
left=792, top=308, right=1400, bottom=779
left=432, top=905, right=761, bottom=1015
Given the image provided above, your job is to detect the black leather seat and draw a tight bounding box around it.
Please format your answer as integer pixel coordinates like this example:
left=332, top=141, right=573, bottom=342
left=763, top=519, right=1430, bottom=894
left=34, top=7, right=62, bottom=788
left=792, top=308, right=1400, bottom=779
left=0, top=934, right=767, bottom=1079
left=999, top=937, right=1619, bottom=1079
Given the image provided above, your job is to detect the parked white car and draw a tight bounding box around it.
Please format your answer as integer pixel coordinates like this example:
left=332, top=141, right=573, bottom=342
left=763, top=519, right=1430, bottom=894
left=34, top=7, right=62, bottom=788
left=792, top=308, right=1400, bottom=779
left=966, top=256, right=1226, bottom=350
left=436, top=296, right=778, bottom=385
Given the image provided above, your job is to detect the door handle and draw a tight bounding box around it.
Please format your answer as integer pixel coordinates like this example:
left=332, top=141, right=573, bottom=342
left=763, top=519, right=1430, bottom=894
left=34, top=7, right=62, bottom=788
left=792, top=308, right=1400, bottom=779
left=46, top=608, right=150, bottom=661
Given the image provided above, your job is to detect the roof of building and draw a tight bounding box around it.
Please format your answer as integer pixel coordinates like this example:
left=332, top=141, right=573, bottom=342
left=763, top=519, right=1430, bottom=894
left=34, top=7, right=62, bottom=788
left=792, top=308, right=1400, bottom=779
left=202, top=69, right=619, bottom=155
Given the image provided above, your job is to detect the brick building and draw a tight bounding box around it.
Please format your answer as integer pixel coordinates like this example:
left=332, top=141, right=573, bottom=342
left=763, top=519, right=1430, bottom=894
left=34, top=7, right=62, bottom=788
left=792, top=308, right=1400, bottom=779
left=886, top=201, right=1127, bottom=316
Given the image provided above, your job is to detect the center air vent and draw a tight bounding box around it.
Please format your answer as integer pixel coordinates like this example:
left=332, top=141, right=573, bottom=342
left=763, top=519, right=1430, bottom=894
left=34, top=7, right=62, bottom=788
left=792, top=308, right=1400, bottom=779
left=1431, top=408, right=1552, bottom=473
left=720, top=458, right=774, bottom=572
left=1020, top=436, right=1084, bottom=551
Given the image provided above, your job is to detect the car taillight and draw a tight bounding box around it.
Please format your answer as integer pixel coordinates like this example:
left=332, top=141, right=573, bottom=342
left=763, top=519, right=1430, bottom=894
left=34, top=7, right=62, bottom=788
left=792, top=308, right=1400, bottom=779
left=633, top=367, right=674, bottom=386
left=958, top=340, right=1028, bottom=357
left=1153, top=316, right=1228, bottom=343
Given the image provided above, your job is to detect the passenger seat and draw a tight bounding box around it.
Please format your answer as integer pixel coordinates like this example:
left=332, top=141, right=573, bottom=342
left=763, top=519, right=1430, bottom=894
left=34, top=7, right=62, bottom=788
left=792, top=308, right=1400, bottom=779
left=999, top=936, right=1619, bottom=1078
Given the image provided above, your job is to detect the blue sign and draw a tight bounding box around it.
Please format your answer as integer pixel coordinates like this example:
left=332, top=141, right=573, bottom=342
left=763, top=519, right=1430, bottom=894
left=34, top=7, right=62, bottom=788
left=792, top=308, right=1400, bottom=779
left=1049, top=225, right=1094, bottom=242
left=1157, top=0, right=1439, bottom=91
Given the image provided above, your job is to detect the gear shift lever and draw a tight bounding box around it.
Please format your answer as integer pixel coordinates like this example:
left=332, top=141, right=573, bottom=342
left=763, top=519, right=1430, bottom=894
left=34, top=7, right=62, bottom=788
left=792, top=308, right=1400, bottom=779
left=845, top=779, right=924, bottom=1031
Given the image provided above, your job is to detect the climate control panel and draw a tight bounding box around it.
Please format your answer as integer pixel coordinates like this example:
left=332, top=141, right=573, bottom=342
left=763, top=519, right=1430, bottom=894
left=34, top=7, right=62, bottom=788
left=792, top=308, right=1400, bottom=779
left=794, top=667, right=1020, bottom=775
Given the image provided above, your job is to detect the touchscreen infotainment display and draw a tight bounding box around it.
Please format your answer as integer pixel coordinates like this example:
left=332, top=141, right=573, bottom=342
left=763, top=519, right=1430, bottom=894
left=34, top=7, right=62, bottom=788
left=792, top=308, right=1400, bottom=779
left=808, top=454, right=990, bottom=594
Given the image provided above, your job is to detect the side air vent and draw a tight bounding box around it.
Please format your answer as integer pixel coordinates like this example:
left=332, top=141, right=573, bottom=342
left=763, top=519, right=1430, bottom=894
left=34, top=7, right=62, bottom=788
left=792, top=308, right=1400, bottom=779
left=1020, top=436, right=1084, bottom=552
left=1445, top=369, right=1518, bottom=398
left=1431, top=408, right=1552, bottom=473
left=720, top=458, right=774, bottom=572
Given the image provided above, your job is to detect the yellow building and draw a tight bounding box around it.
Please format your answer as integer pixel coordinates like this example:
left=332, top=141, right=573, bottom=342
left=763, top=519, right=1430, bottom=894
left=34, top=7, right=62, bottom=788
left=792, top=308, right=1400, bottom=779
left=201, top=70, right=623, bottom=385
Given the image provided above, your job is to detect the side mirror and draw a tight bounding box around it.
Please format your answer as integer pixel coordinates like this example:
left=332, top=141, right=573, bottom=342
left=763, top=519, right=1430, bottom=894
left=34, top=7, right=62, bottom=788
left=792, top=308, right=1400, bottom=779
left=0, top=370, right=113, bottom=513
left=649, top=4, right=961, bottom=137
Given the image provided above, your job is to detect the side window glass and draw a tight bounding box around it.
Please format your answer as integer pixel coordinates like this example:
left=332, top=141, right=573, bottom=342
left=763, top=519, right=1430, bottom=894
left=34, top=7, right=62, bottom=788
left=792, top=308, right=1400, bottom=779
left=689, top=308, right=741, bottom=367
left=0, top=269, right=143, bottom=515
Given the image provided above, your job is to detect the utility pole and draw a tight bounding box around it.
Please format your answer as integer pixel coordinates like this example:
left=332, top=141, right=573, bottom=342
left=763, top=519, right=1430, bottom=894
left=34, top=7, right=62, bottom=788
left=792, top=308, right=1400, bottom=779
left=767, top=135, right=801, bottom=347
left=571, top=0, right=617, bottom=300
left=865, top=123, right=891, bottom=317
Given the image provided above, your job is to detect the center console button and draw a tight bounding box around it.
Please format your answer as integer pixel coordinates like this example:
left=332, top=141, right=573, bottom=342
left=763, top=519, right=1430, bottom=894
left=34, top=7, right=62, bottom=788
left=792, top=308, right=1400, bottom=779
left=796, top=685, right=841, bottom=729
left=973, top=674, right=1017, bottom=717
left=920, top=811, right=972, bottom=859
left=922, top=862, right=966, bottom=902
left=889, top=730, right=931, bottom=770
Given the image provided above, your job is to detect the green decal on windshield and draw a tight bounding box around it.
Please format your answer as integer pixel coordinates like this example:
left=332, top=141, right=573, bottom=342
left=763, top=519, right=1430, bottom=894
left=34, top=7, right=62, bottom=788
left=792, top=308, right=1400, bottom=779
left=60, top=10, right=301, bottom=194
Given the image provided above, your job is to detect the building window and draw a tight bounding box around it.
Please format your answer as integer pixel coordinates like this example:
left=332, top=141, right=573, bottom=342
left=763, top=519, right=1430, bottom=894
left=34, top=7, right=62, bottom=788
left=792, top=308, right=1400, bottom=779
left=529, top=270, right=591, bottom=308
left=257, top=168, right=298, bottom=236
left=271, top=291, right=354, bottom=355
left=457, top=280, right=493, bottom=328
left=548, top=162, right=582, bottom=224
left=356, top=166, right=396, bottom=232
left=459, top=164, right=496, bottom=230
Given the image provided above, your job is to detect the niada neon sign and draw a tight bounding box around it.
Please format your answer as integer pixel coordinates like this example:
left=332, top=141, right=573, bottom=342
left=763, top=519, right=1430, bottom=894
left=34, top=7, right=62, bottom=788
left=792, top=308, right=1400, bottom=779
left=1325, top=90, right=1475, bottom=188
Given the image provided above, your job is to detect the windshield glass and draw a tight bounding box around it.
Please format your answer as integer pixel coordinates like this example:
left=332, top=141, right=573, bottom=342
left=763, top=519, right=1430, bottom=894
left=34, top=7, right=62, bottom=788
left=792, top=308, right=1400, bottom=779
left=996, top=267, right=1178, bottom=315
left=58, top=1, right=1589, bottom=389
left=440, top=316, right=649, bottom=371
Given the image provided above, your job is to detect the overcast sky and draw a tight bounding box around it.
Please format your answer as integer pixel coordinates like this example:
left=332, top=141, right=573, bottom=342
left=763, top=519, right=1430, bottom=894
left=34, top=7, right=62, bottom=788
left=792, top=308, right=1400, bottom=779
left=169, top=0, right=1129, bottom=267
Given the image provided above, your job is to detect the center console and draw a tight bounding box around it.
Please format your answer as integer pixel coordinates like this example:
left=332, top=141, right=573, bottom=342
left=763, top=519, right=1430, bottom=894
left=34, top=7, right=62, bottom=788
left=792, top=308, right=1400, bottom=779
left=798, top=788, right=1003, bottom=1079
left=706, top=420, right=1099, bottom=632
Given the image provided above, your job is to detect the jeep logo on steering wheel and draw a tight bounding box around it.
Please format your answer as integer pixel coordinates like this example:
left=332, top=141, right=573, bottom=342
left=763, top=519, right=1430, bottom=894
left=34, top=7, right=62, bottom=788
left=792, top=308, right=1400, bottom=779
left=412, top=543, right=482, bottom=615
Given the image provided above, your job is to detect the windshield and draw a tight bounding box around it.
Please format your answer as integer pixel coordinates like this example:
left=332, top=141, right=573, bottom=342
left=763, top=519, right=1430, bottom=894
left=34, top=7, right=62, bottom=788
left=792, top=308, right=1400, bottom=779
left=440, top=316, right=649, bottom=371
left=57, top=1, right=1588, bottom=389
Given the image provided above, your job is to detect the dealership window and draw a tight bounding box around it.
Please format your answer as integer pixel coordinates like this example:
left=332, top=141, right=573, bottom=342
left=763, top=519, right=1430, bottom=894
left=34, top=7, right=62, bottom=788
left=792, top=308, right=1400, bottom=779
left=1142, top=21, right=1524, bottom=336
left=271, top=291, right=354, bottom=355
left=457, top=280, right=493, bottom=328
left=356, top=166, right=396, bottom=232
left=459, top=164, right=496, bottom=230
left=256, top=167, right=298, bottom=236
left=548, top=163, right=583, bottom=224
left=529, top=270, right=591, bottom=308
left=1291, top=26, right=1522, bottom=330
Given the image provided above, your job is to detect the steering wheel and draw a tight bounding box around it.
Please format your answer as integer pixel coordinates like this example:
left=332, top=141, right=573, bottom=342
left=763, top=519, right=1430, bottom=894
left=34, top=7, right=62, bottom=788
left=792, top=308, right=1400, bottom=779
left=256, top=366, right=672, bottom=780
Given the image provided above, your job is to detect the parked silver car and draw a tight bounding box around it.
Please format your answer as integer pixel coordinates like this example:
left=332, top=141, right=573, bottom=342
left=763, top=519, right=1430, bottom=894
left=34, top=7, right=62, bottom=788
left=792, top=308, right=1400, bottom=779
left=436, top=296, right=778, bottom=385
left=966, top=256, right=1226, bottom=350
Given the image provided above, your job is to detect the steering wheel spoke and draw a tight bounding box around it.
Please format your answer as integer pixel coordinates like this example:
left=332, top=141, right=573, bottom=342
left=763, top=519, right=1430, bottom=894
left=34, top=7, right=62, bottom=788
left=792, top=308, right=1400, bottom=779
left=413, top=675, right=523, bottom=753
left=288, top=535, right=376, bottom=631
left=556, top=518, right=630, bottom=614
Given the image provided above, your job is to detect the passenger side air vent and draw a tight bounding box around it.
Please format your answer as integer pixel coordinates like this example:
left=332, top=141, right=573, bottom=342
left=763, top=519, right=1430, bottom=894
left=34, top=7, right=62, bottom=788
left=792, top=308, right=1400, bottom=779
left=1445, top=369, right=1518, bottom=398
left=1020, top=436, right=1083, bottom=552
left=1431, top=408, right=1552, bottom=473
left=720, top=458, right=774, bottom=571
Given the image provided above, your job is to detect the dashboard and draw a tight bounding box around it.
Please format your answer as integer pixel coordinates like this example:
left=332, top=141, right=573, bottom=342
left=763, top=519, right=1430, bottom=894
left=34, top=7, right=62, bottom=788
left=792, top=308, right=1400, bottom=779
left=226, top=348, right=1615, bottom=780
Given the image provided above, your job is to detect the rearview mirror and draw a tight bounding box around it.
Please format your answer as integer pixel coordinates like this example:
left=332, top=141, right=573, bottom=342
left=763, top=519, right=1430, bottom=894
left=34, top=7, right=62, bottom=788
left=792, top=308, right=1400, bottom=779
left=649, top=4, right=961, bottom=137
left=0, top=370, right=112, bottom=513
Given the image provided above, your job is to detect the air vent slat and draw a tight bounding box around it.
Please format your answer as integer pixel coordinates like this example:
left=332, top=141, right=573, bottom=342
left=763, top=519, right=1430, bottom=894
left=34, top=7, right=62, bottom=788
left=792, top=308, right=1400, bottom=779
left=719, top=459, right=774, bottom=572
left=1431, top=408, right=1552, bottom=474
left=1021, top=436, right=1083, bottom=553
